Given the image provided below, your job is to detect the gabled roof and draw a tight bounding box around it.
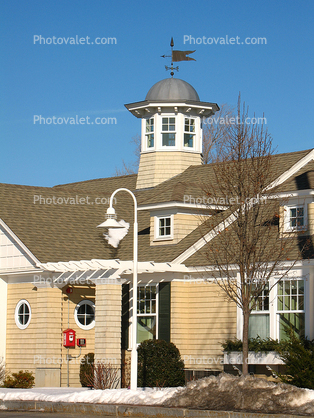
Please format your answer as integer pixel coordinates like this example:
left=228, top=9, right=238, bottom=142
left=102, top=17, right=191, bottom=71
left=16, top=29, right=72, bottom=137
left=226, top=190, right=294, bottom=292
left=0, top=148, right=313, bottom=268
left=278, top=160, right=314, bottom=192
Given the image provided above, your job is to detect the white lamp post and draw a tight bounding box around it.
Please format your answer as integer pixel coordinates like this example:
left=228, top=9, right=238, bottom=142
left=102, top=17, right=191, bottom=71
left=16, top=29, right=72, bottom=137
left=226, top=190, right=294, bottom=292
left=97, top=188, right=138, bottom=390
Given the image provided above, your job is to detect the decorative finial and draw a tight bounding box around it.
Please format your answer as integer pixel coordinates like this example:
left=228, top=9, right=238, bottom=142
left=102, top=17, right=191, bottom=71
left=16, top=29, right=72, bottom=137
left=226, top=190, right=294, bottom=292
left=161, top=37, right=196, bottom=77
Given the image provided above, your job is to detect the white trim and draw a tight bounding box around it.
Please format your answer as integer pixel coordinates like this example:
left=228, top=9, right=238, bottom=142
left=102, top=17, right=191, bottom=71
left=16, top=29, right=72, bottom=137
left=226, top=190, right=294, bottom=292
left=15, top=299, right=31, bottom=330
left=283, top=204, right=307, bottom=232
left=74, top=299, right=95, bottom=330
left=183, top=116, right=196, bottom=150
left=127, top=102, right=214, bottom=111
left=138, top=201, right=226, bottom=211
left=136, top=283, right=159, bottom=345
left=172, top=212, right=238, bottom=264
left=0, top=218, right=40, bottom=266
left=269, top=189, right=314, bottom=199
left=171, top=149, right=314, bottom=265
left=265, top=149, right=314, bottom=191
left=154, top=214, right=173, bottom=240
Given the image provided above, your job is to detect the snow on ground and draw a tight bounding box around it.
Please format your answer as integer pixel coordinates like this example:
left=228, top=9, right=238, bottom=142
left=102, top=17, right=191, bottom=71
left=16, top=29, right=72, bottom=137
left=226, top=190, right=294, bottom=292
left=1, top=374, right=314, bottom=415
left=0, top=386, right=181, bottom=406
left=163, top=374, right=314, bottom=416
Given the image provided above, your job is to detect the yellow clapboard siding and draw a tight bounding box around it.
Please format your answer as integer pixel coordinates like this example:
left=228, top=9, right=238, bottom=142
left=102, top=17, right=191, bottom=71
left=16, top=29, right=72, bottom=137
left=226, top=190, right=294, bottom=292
left=171, top=282, right=236, bottom=371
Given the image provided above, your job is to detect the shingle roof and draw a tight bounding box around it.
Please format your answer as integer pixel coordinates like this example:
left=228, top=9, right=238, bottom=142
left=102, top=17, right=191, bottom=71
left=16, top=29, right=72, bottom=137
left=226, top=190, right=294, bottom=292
left=139, top=149, right=313, bottom=206
left=279, top=160, right=314, bottom=192
left=0, top=148, right=313, bottom=267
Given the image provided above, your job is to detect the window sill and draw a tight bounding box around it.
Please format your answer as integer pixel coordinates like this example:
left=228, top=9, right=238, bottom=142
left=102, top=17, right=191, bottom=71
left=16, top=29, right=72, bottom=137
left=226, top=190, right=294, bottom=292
left=153, top=236, right=173, bottom=242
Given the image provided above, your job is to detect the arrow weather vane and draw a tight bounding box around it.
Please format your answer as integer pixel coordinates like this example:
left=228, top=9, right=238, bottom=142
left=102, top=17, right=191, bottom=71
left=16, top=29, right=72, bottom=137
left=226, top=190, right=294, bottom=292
left=161, top=37, right=196, bottom=77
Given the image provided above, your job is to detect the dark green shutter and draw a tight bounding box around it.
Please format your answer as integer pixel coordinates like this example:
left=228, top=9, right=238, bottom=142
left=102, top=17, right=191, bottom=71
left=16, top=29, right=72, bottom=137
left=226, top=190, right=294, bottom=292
left=158, top=282, right=171, bottom=342
left=121, top=284, right=130, bottom=349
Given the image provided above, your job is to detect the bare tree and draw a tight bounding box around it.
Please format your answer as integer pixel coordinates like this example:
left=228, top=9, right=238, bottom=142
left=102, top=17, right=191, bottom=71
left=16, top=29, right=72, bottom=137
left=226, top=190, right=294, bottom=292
left=201, top=95, right=305, bottom=375
left=115, top=134, right=141, bottom=176
left=202, top=104, right=234, bottom=164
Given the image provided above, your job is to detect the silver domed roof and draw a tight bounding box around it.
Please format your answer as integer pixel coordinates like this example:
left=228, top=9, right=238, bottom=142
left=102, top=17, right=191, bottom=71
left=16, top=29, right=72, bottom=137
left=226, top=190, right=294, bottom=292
left=145, top=78, right=200, bottom=101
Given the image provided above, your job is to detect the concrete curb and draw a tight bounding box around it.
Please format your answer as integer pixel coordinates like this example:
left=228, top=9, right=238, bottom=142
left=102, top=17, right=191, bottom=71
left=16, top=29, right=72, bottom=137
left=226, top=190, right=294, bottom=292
left=0, top=400, right=310, bottom=418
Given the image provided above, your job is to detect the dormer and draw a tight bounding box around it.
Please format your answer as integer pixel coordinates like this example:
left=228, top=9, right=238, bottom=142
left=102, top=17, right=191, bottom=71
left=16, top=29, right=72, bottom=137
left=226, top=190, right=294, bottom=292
left=125, top=78, right=219, bottom=190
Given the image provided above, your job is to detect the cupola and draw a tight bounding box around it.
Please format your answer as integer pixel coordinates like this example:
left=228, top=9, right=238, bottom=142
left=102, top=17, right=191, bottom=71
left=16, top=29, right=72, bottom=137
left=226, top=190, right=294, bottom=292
left=125, top=77, right=219, bottom=189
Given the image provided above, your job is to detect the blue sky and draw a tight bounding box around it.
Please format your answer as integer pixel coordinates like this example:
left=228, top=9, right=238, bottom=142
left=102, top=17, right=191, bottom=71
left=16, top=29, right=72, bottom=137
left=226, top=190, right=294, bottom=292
left=1, top=0, right=313, bottom=187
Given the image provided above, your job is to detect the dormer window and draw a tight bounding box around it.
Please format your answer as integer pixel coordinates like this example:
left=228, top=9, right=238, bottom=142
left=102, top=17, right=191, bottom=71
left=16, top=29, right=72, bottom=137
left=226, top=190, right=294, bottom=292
left=154, top=215, right=173, bottom=240
left=162, top=117, right=176, bottom=146
left=146, top=117, right=154, bottom=148
left=184, top=117, right=195, bottom=148
left=284, top=205, right=306, bottom=232
left=289, top=207, right=304, bottom=229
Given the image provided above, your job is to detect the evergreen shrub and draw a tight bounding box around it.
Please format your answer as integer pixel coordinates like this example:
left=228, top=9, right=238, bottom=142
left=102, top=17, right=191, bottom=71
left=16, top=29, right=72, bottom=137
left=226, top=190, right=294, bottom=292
left=277, top=330, right=314, bottom=389
left=137, top=339, right=185, bottom=387
left=79, top=352, right=94, bottom=387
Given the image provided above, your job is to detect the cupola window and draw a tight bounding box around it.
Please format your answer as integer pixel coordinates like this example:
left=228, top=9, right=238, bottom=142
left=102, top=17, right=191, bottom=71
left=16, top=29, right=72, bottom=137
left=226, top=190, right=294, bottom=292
left=184, top=117, right=196, bottom=148
left=146, top=117, right=154, bottom=148
left=162, top=117, right=176, bottom=146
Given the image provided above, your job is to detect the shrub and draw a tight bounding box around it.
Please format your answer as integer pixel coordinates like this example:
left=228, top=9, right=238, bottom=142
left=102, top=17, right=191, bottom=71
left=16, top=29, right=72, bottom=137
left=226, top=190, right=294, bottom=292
left=137, top=339, right=185, bottom=388
left=80, top=353, right=94, bottom=387
left=222, top=336, right=280, bottom=353
left=3, top=370, right=34, bottom=388
left=277, top=329, right=314, bottom=389
left=83, top=362, right=120, bottom=389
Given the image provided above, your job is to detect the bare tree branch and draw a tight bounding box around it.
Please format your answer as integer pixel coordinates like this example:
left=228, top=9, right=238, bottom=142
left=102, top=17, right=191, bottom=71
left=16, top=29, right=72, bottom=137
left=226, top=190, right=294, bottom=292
left=200, top=94, right=307, bottom=375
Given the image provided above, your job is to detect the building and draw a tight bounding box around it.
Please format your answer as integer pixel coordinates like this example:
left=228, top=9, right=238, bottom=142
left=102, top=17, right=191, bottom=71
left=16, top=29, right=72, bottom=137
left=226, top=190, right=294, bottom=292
left=0, top=76, right=313, bottom=387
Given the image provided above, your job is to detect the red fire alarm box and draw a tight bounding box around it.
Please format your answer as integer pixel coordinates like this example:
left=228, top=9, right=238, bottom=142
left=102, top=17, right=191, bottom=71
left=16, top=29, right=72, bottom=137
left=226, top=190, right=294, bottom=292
left=63, top=329, right=76, bottom=347
left=77, top=338, right=86, bottom=347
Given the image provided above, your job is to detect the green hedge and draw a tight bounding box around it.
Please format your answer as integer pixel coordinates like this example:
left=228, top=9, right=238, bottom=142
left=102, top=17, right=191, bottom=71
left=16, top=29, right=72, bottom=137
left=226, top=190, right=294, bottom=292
left=222, top=336, right=280, bottom=353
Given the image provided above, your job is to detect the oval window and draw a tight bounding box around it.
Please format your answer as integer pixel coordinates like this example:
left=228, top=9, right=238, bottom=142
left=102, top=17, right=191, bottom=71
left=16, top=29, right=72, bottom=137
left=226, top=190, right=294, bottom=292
left=15, top=300, right=31, bottom=330
left=74, top=300, right=95, bottom=330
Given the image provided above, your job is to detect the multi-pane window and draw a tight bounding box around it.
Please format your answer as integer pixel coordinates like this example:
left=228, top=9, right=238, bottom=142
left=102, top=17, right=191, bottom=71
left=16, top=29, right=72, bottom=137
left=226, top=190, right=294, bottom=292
left=15, top=300, right=31, bottom=330
left=137, top=284, right=157, bottom=343
left=162, top=117, right=176, bottom=146
left=289, top=207, right=304, bottom=230
left=277, top=279, right=305, bottom=340
left=184, top=118, right=195, bottom=148
left=249, top=283, right=270, bottom=339
left=146, top=118, right=154, bottom=148
left=158, top=216, right=171, bottom=237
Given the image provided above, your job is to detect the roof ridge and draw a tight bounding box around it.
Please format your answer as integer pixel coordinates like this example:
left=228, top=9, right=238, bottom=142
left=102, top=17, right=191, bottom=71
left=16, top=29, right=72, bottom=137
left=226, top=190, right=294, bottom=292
left=53, top=173, right=137, bottom=188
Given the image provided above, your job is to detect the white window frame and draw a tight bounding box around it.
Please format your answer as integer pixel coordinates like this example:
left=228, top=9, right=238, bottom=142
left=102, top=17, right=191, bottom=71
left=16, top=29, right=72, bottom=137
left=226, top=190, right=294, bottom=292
left=154, top=215, right=173, bottom=240
left=74, top=300, right=95, bottom=330
left=183, top=117, right=196, bottom=149
left=137, top=283, right=159, bottom=345
left=237, top=275, right=308, bottom=342
left=276, top=278, right=305, bottom=341
left=161, top=116, right=176, bottom=147
left=249, top=282, right=270, bottom=339
left=284, top=204, right=307, bottom=232
left=15, top=299, right=31, bottom=330
left=145, top=117, right=155, bottom=149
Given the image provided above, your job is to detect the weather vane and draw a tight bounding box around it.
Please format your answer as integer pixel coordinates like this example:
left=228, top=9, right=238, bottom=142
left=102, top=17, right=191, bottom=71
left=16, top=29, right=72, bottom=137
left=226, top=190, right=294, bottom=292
left=161, top=37, right=196, bottom=77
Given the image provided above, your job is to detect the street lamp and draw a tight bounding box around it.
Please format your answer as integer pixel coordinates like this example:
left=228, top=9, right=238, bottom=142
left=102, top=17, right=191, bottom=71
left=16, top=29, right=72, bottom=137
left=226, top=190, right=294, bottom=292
left=97, top=188, right=138, bottom=390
